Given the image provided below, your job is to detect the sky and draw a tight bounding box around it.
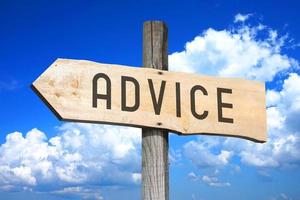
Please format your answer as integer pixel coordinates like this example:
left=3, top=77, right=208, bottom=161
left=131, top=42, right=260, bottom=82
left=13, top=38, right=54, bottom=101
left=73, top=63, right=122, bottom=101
left=0, top=0, right=300, bottom=200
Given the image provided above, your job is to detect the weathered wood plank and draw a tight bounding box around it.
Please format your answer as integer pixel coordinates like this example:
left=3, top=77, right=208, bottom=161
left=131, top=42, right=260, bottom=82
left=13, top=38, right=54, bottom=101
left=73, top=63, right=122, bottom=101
left=32, top=57, right=266, bottom=142
left=142, top=21, right=169, bottom=200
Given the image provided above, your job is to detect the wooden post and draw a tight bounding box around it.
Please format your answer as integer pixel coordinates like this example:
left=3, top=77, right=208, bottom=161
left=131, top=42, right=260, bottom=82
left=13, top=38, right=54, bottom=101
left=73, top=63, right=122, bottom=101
left=142, top=21, right=169, bottom=200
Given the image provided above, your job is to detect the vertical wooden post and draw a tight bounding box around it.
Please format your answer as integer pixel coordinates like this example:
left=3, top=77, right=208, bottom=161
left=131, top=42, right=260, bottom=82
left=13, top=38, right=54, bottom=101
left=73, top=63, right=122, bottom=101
left=142, top=21, right=169, bottom=200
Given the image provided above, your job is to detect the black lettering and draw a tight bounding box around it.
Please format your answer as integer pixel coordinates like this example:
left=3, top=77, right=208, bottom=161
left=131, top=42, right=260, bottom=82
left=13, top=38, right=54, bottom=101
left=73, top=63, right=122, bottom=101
left=92, top=73, right=111, bottom=109
left=217, top=88, right=234, bottom=123
left=121, top=76, right=140, bottom=112
left=176, top=82, right=181, bottom=117
left=148, top=79, right=166, bottom=115
left=190, top=85, right=208, bottom=120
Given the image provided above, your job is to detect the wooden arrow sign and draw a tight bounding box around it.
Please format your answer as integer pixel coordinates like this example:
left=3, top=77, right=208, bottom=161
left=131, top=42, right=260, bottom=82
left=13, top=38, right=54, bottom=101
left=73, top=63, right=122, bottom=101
left=32, top=58, right=267, bottom=142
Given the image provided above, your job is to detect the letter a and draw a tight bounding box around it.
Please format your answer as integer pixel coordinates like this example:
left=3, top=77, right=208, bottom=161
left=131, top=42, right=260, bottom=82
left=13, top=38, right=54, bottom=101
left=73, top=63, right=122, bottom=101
left=92, top=73, right=111, bottom=109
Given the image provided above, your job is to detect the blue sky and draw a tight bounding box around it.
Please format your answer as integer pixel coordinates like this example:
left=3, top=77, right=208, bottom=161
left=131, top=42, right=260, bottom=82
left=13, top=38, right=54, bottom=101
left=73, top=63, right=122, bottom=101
left=1, top=0, right=300, bottom=200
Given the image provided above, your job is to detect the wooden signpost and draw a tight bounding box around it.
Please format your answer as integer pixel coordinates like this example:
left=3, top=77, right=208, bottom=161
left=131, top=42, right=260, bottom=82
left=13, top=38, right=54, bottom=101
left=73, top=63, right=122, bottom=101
left=31, top=57, right=267, bottom=142
left=32, top=21, right=267, bottom=200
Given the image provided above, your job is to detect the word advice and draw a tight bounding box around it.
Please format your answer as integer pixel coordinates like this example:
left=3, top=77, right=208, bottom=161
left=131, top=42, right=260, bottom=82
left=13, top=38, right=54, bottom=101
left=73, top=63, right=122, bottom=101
left=92, top=73, right=234, bottom=124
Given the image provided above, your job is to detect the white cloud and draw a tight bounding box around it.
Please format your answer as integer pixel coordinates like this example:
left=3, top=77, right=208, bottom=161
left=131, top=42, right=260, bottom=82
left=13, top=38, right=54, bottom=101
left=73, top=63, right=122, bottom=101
left=237, top=73, right=300, bottom=168
left=266, top=73, right=300, bottom=133
left=188, top=172, right=199, bottom=181
left=0, top=123, right=141, bottom=193
left=234, top=13, right=252, bottom=23
left=183, top=138, right=233, bottom=168
left=266, top=90, right=281, bottom=107
left=169, top=148, right=182, bottom=165
left=187, top=170, right=230, bottom=187
left=169, top=21, right=297, bottom=81
left=281, top=73, right=300, bottom=108
left=52, top=186, right=104, bottom=200
left=267, top=107, right=285, bottom=130
left=240, top=149, right=279, bottom=167
left=202, top=175, right=230, bottom=187
left=132, top=173, right=141, bottom=184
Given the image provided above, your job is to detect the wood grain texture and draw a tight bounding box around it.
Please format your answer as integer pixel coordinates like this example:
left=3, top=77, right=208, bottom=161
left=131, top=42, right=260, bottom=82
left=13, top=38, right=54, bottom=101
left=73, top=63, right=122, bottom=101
left=142, top=21, right=169, bottom=200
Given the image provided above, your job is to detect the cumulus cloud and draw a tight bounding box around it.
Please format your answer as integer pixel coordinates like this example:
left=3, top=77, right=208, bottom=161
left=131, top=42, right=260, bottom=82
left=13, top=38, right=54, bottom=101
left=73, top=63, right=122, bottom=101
left=187, top=170, right=230, bottom=187
left=234, top=13, right=252, bottom=23
left=169, top=18, right=297, bottom=81
left=236, top=73, right=300, bottom=168
left=0, top=123, right=141, bottom=195
left=169, top=148, right=182, bottom=165
left=52, top=186, right=104, bottom=200
left=202, top=175, right=230, bottom=187
left=183, top=138, right=233, bottom=168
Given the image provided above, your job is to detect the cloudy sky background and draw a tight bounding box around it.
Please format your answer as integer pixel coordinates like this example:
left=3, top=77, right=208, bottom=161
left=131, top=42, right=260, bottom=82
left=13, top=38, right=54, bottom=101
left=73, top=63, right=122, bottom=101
left=1, top=1, right=300, bottom=200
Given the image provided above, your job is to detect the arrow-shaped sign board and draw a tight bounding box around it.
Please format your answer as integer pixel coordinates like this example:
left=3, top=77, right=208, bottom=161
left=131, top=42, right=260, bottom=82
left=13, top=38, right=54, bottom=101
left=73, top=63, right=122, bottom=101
left=32, top=58, right=267, bottom=142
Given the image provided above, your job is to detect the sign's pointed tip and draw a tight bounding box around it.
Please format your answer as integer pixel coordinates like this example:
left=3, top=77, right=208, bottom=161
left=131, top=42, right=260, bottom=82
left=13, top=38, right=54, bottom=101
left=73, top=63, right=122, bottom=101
left=30, top=81, right=63, bottom=121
